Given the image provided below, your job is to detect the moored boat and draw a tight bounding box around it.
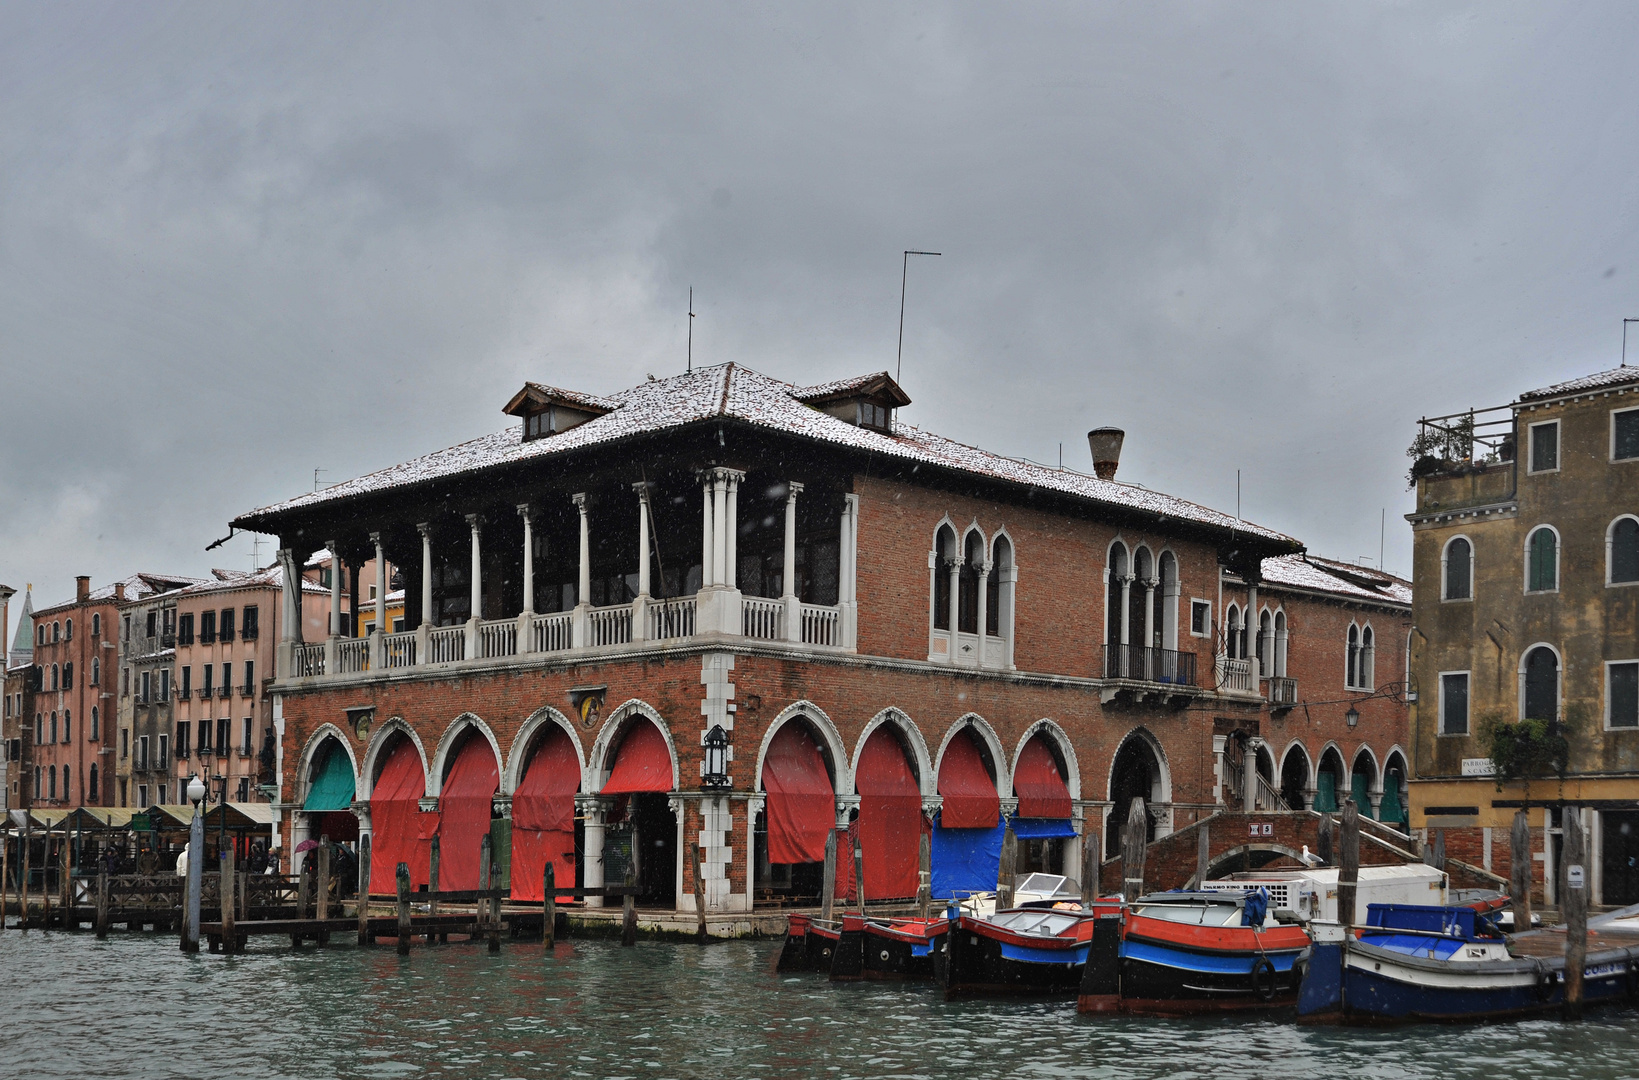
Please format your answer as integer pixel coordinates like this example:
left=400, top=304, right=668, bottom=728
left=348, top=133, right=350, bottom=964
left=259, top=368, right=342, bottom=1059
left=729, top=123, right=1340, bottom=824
left=860, top=916, right=948, bottom=981
left=942, top=906, right=1101, bottom=998
left=776, top=913, right=843, bottom=974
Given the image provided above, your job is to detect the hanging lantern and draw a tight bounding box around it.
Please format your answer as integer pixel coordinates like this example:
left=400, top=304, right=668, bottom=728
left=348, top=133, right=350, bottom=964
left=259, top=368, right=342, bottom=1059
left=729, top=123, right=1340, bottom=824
left=1345, top=706, right=1360, bottom=729
left=703, top=725, right=730, bottom=788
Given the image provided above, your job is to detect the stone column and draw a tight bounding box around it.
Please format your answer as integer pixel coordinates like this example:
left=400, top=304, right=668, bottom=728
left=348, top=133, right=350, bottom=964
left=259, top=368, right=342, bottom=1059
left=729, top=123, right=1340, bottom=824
left=416, top=523, right=433, bottom=664
left=1002, top=559, right=1018, bottom=670
left=371, top=533, right=388, bottom=667
left=1118, top=573, right=1132, bottom=648
left=701, top=476, right=715, bottom=588
left=711, top=474, right=729, bottom=590
left=276, top=547, right=298, bottom=679
left=745, top=794, right=765, bottom=911
left=1243, top=738, right=1261, bottom=813
left=465, top=515, right=483, bottom=657
left=1142, top=577, right=1157, bottom=679
left=326, top=541, right=343, bottom=673
left=572, top=493, right=591, bottom=648
left=1211, top=734, right=1228, bottom=806
left=945, top=555, right=961, bottom=650
left=725, top=473, right=740, bottom=590
left=783, top=482, right=803, bottom=642
left=1246, top=582, right=1260, bottom=684
left=579, top=795, right=609, bottom=908
left=631, top=484, right=651, bottom=642
left=974, top=560, right=991, bottom=668
left=517, top=504, right=536, bottom=653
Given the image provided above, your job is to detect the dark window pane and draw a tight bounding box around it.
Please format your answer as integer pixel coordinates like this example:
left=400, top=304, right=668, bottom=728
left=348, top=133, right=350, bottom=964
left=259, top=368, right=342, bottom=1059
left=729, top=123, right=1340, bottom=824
left=1445, top=538, right=1471, bottom=599
left=1532, top=422, right=1558, bottom=471
left=1613, top=518, right=1639, bottom=584
left=1524, top=647, right=1559, bottom=721
left=1441, top=673, right=1469, bottom=735
left=1611, top=663, right=1639, bottom=729
left=1616, top=410, right=1639, bottom=461
left=1529, top=529, right=1557, bottom=591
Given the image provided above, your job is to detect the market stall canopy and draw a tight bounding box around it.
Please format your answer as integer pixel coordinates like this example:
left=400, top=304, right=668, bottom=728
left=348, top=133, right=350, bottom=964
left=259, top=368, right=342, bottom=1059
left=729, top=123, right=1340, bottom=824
left=936, top=732, right=999, bottom=829
left=601, top=722, right=673, bottom=795
left=202, top=803, right=276, bottom=832
left=762, top=722, right=835, bottom=864
left=303, top=745, right=357, bottom=812
left=1012, top=737, right=1072, bottom=819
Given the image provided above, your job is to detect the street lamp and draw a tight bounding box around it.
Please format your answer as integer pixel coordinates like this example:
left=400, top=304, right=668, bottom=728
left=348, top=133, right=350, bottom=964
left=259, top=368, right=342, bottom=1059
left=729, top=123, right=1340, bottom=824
left=702, top=725, right=730, bottom=788
left=1345, top=706, right=1360, bottom=729
left=188, top=774, right=206, bottom=805
left=182, top=773, right=205, bottom=954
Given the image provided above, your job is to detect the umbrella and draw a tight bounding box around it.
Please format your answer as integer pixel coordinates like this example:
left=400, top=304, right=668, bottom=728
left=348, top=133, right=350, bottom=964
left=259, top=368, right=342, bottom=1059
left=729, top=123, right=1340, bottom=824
left=294, top=839, right=320, bottom=853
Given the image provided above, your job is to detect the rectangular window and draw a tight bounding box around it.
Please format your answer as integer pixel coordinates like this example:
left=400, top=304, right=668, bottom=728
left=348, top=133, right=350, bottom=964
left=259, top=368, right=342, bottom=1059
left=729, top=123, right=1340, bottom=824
left=146, top=611, right=157, bottom=637
left=242, top=606, right=259, bottom=640
left=180, top=666, right=191, bottom=697
left=243, top=660, right=255, bottom=695
left=1190, top=600, right=1211, bottom=637
left=392, top=616, right=406, bottom=633
left=121, top=728, right=128, bottom=758
left=177, top=613, right=194, bottom=645
left=138, top=784, right=148, bottom=808
left=157, top=734, right=169, bottom=770
left=158, top=669, right=169, bottom=701
left=219, top=608, right=235, bottom=642
left=139, top=671, right=150, bottom=703
left=178, top=721, right=191, bottom=757
left=197, top=717, right=212, bottom=752
left=1440, top=671, right=1471, bottom=735
left=361, top=618, right=375, bottom=636
left=217, top=717, right=231, bottom=754
left=158, top=784, right=167, bottom=806
left=202, top=664, right=213, bottom=695
left=1610, top=661, right=1639, bottom=729
left=200, top=610, right=216, bottom=644
left=221, top=663, right=231, bottom=696
left=1529, top=420, right=1559, bottom=473
left=137, top=735, right=149, bottom=770
left=242, top=717, right=253, bottom=755
left=1614, top=407, right=1639, bottom=462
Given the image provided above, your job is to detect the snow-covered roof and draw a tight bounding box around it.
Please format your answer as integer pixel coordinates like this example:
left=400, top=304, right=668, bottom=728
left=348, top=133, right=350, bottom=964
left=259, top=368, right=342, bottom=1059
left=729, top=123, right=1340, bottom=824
left=235, top=364, right=1297, bottom=546
left=35, top=573, right=207, bottom=616
left=172, top=564, right=326, bottom=598
left=1516, top=366, right=1639, bottom=404
left=1257, top=554, right=1411, bottom=607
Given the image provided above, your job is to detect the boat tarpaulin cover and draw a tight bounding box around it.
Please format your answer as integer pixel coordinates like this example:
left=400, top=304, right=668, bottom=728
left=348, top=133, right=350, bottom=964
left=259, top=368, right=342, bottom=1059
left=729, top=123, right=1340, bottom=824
left=511, top=725, right=580, bottom=901
left=302, top=743, right=356, bottom=812
left=937, top=731, right=998, bottom=829
left=1012, top=736, right=1072, bottom=819
left=438, top=735, right=500, bottom=891
left=931, top=813, right=1002, bottom=898
left=370, top=738, right=431, bottom=894
left=763, top=722, right=834, bottom=864
left=853, top=727, right=923, bottom=900
left=1009, top=817, right=1078, bottom=840
left=601, top=721, right=673, bottom=795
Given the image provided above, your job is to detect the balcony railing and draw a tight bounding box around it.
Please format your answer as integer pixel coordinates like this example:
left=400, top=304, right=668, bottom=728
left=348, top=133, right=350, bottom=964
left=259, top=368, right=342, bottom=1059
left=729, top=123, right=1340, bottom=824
left=1216, top=655, right=1253, bottom=692
left=1103, top=644, right=1197, bottom=686
left=337, top=638, right=370, bottom=674
left=742, top=596, right=784, bottom=641
left=800, top=604, right=840, bottom=647
left=648, top=597, right=695, bottom=641
left=1267, top=676, right=1298, bottom=707
left=216, top=685, right=233, bottom=698
left=477, top=618, right=517, bottom=659
left=587, top=604, right=632, bottom=647
left=428, top=626, right=465, bottom=664
left=383, top=630, right=418, bottom=668
left=532, top=612, right=573, bottom=653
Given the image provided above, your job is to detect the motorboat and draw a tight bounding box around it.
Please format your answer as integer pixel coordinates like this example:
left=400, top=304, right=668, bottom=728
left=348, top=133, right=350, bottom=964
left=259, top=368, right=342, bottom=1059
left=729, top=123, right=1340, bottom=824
left=775, top=913, right=842, bottom=974
left=941, top=877, right=1117, bottom=998
left=830, top=914, right=949, bottom=981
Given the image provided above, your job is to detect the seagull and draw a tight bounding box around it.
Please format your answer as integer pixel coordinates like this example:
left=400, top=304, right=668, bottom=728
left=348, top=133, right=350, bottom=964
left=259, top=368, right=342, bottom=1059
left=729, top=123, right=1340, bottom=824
left=1298, top=844, right=1323, bottom=867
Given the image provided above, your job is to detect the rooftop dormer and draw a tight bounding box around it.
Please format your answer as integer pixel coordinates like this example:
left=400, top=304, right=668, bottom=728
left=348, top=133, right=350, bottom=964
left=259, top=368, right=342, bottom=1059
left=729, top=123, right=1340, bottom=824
left=793, top=371, right=911, bottom=434
left=504, top=382, right=619, bottom=442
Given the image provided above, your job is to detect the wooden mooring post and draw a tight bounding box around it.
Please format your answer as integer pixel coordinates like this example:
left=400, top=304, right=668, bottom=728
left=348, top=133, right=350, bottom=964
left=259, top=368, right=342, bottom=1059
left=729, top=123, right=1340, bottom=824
left=20, top=825, right=30, bottom=929
left=42, top=833, right=53, bottom=930
left=1317, top=814, right=1334, bottom=866
left=1510, top=809, right=1533, bottom=934
left=357, top=834, right=372, bottom=946
left=1081, top=830, right=1101, bottom=905
left=59, top=839, right=71, bottom=929
left=1195, top=824, right=1211, bottom=888
left=997, top=825, right=1018, bottom=910
left=316, top=842, right=332, bottom=945
left=480, top=834, right=499, bottom=953
left=819, top=829, right=836, bottom=924
left=916, top=831, right=932, bottom=922
left=621, top=869, right=637, bottom=947
left=95, top=871, right=109, bottom=940
left=1338, top=800, right=1360, bottom=928
left=395, top=863, right=411, bottom=956
left=688, top=840, right=707, bottom=945
left=1, top=827, right=9, bottom=930
left=853, top=836, right=867, bottom=914
left=428, top=835, right=442, bottom=945
left=219, top=851, right=237, bottom=954
left=1563, top=806, right=1589, bottom=1020
left=1121, top=798, right=1147, bottom=900
left=542, top=862, right=555, bottom=951
left=293, top=859, right=312, bottom=948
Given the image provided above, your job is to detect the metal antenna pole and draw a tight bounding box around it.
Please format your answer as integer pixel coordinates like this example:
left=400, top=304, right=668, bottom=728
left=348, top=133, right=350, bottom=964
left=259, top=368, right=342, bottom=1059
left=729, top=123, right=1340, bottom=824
left=896, top=250, right=942, bottom=383
left=688, top=287, right=694, bottom=373
left=1624, top=318, right=1637, bottom=367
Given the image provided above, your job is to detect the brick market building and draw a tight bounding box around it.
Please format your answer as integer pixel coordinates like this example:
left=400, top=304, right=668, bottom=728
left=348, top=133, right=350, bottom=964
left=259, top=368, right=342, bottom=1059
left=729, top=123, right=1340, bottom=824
left=1407, top=365, right=1639, bottom=909
left=232, top=365, right=1411, bottom=911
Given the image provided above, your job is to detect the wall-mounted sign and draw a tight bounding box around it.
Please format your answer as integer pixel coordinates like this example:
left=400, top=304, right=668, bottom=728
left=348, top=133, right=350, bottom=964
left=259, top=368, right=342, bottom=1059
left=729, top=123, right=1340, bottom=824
left=569, top=685, right=608, bottom=729
left=1249, top=822, right=1273, bottom=837
left=1460, top=758, right=1496, bottom=777
left=1567, top=864, right=1585, bottom=890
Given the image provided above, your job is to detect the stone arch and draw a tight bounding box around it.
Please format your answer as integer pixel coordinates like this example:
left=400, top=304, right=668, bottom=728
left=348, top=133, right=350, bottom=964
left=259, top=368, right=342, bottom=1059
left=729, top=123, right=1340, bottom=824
left=1351, top=743, right=1380, bottom=783
left=295, top=723, right=359, bottom=805
left=1380, top=745, right=1409, bottom=794
left=1200, top=844, right=1309, bottom=884
left=588, top=699, right=681, bottom=791
left=851, top=707, right=935, bottom=797
left=504, top=706, right=587, bottom=796
left=1106, top=726, right=1171, bottom=805
left=1106, top=726, right=1172, bottom=847
left=359, top=715, right=430, bottom=801
left=428, top=712, right=505, bottom=798
left=756, top=700, right=849, bottom=794
left=1011, top=718, right=1082, bottom=801
left=933, top=713, right=1009, bottom=796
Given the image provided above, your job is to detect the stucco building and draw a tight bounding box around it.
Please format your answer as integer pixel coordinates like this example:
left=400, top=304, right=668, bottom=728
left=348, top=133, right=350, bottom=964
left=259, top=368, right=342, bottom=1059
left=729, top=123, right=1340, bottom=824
left=1408, top=365, right=1639, bottom=908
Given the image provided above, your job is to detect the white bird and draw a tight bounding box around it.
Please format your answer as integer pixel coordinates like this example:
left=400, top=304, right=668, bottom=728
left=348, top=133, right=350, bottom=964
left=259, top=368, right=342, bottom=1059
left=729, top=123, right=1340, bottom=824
left=1298, top=844, right=1323, bottom=867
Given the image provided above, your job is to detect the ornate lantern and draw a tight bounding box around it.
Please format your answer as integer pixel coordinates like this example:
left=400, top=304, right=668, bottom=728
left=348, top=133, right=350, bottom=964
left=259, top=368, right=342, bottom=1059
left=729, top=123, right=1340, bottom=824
left=703, top=725, right=730, bottom=788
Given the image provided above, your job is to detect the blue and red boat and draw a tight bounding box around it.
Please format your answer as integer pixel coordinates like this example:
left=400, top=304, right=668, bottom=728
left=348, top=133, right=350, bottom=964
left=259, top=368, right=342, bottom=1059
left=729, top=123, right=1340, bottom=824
left=776, top=913, right=842, bottom=974
left=830, top=914, right=949, bottom=981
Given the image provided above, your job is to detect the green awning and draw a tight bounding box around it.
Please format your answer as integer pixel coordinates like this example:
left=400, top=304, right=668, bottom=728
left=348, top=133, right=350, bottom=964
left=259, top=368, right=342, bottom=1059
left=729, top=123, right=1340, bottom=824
left=303, top=746, right=357, bottom=812
left=1350, top=772, right=1375, bottom=820
left=1314, top=772, right=1338, bottom=813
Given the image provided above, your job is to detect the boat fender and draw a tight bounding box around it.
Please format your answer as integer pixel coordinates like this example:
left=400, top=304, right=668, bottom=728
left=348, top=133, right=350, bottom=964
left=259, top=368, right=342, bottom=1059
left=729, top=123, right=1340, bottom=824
left=1534, top=963, right=1558, bottom=1003
left=1291, top=955, right=1309, bottom=986
left=1251, top=958, right=1278, bottom=1002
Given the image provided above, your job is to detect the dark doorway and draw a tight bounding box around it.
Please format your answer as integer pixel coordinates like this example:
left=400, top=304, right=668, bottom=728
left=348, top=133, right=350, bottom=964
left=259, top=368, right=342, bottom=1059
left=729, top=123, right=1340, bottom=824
left=1107, top=737, right=1160, bottom=851
left=631, top=792, right=677, bottom=907
left=1280, top=751, right=1309, bottom=811
left=1602, top=810, right=1639, bottom=907
left=1524, top=647, right=1559, bottom=722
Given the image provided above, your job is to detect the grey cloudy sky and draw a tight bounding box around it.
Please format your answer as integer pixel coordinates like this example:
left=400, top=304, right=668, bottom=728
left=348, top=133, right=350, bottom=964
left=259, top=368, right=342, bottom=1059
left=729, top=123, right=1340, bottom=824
left=4, top=3, right=1637, bottom=608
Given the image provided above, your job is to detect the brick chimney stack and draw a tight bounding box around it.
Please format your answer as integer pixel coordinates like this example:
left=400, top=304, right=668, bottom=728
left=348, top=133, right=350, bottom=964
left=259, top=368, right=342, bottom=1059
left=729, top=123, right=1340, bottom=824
left=114, top=582, right=126, bottom=603
left=76, top=575, right=91, bottom=603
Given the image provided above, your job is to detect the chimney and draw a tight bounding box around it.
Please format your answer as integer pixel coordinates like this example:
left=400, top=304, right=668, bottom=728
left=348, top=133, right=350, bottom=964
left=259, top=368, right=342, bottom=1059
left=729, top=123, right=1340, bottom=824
left=76, top=575, right=91, bottom=603
left=114, top=582, right=126, bottom=603
left=1087, top=427, right=1126, bottom=481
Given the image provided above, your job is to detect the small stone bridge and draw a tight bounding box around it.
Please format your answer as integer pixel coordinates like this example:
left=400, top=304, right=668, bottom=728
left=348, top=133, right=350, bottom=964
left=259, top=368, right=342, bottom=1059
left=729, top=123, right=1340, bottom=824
left=1095, top=810, right=1506, bottom=894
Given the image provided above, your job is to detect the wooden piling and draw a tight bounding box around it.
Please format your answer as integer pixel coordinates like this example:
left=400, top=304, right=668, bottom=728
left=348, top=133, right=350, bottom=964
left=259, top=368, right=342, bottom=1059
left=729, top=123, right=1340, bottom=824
left=219, top=851, right=236, bottom=954
left=1081, top=830, right=1101, bottom=905
left=1, top=828, right=9, bottom=930
left=396, top=862, right=411, bottom=955
left=59, top=839, right=71, bottom=929
left=428, top=835, right=442, bottom=944
left=1121, top=798, right=1147, bottom=900
left=42, top=834, right=52, bottom=930
left=853, top=836, right=867, bottom=914
left=1317, top=814, right=1334, bottom=866
left=819, top=829, right=836, bottom=924
left=998, top=825, right=1018, bottom=910
left=20, top=823, right=31, bottom=929
left=621, top=869, right=637, bottom=947
left=480, top=834, right=499, bottom=953
left=1509, top=809, right=1533, bottom=934
left=315, top=842, right=332, bottom=945
left=542, top=862, right=555, bottom=951
left=1430, top=828, right=1447, bottom=872
left=1563, top=805, right=1588, bottom=1019
left=917, top=831, right=932, bottom=922
left=1338, top=800, right=1360, bottom=928
left=357, top=834, right=372, bottom=946
left=95, top=871, right=109, bottom=939
left=688, top=840, right=707, bottom=944
left=1195, top=824, right=1211, bottom=888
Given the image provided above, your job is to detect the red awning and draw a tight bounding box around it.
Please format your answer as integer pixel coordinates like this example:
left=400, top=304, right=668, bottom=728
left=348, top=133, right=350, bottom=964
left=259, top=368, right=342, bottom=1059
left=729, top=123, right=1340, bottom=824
left=369, top=738, right=431, bottom=894
left=853, top=727, right=923, bottom=900
left=437, top=735, right=500, bottom=892
left=601, top=721, right=673, bottom=795
left=511, top=725, right=581, bottom=901
left=1013, top=736, right=1072, bottom=819
left=937, top=731, right=999, bottom=829
left=763, top=723, right=835, bottom=864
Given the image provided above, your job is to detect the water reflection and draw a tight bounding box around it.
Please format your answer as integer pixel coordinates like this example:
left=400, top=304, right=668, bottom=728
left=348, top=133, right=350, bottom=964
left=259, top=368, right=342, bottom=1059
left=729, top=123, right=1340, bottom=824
left=2, top=930, right=1637, bottom=1080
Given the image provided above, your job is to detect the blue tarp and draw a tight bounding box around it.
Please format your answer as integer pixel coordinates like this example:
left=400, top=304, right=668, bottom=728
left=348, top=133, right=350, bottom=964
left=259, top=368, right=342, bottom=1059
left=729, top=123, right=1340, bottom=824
left=931, top=814, right=1003, bottom=898
left=1008, top=817, right=1077, bottom=839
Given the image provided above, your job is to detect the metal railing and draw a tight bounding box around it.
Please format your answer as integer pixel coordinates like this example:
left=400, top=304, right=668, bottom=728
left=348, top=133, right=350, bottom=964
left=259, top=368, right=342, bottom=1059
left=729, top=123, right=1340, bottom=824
left=532, top=612, right=573, bottom=653
left=1216, top=655, right=1253, bottom=692
left=477, top=618, right=517, bottom=659
left=294, top=643, right=325, bottom=677
left=648, top=597, right=695, bottom=641
left=588, top=604, right=633, bottom=647
left=428, top=626, right=465, bottom=664
left=1102, top=644, right=1197, bottom=686
left=337, top=638, right=370, bottom=674
left=742, top=596, right=784, bottom=640
left=383, top=630, right=418, bottom=668
left=1267, top=676, right=1298, bottom=707
left=800, top=604, right=840, bottom=646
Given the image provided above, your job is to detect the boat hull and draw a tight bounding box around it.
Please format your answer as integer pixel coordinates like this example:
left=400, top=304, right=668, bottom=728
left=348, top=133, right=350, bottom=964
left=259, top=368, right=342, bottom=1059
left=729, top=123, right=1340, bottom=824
left=1078, top=910, right=1307, bottom=1016
left=942, top=913, right=1094, bottom=999
left=861, top=919, right=947, bottom=981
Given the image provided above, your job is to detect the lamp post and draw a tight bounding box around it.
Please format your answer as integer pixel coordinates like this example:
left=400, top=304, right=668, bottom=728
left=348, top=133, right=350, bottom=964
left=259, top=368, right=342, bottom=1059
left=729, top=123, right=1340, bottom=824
left=182, top=773, right=206, bottom=953
left=1345, top=706, right=1360, bottom=729
left=702, top=726, right=730, bottom=789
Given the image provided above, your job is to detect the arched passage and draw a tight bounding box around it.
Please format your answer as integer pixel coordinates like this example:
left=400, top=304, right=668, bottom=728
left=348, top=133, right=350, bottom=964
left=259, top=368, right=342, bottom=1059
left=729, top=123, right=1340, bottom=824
left=1279, top=744, right=1311, bottom=811
left=1314, top=746, right=1346, bottom=813
left=1011, top=730, right=1075, bottom=876
left=1350, top=748, right=1378, bottom=820
left=757, top=714, right=838, bottom=903
left=932, top=722, right=1002, bottom=898
left=510, top=721, right=582, bottom=901
left=852, top=723, right=925, bottom=901
left=1380, top=749, right=1409, bottom=828
left=369, top=733, right=432, bottom=894
left=303, top=734, right=359, bottom=843
left=437, top=726, right=501, bottom=891
left=1107, top=731, right=1167, bottom=850
left=599, top=712, right=679, bottom=907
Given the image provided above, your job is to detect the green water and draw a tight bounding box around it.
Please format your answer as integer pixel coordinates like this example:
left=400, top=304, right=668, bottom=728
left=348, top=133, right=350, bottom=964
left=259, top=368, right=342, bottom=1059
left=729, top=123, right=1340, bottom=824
left=4, top=928, right=1639, bottom=1080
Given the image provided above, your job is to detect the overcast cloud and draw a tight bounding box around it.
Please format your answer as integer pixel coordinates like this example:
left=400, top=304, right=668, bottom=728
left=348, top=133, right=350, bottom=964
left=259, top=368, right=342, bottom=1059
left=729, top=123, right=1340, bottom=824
left=3, top=3, right=1637, bottom=608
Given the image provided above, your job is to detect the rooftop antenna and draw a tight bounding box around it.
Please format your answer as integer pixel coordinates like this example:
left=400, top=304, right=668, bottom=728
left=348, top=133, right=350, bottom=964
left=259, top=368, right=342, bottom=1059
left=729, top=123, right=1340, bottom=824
left=251, top=536, right=265, bottom=574
left=1379, top=508, right=1385, bottom=571
left=313, top=467, right=327, bottom=491
left=1624, top=318, right=1638, bottom=367
left=688, top=287, right=695, bottom=373
left=897, top=250, right=941, bottom=383
left=1236, top=469, right=1241, bottom=520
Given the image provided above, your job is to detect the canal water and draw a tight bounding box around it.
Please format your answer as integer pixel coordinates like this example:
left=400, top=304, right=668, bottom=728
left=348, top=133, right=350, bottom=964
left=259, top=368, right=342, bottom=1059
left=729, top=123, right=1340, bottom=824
left=5, top=930, right=1639, bottom=1080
